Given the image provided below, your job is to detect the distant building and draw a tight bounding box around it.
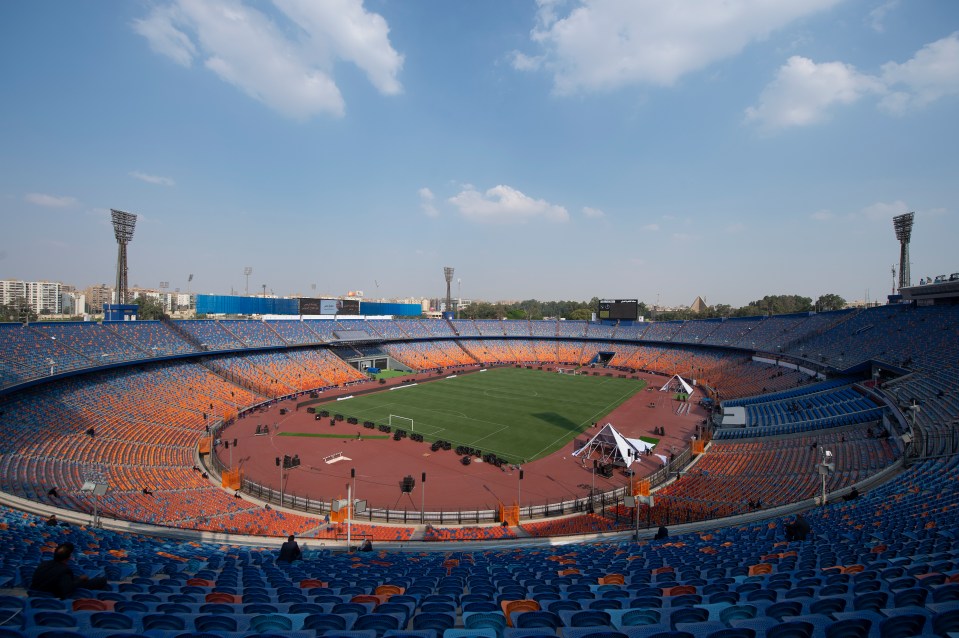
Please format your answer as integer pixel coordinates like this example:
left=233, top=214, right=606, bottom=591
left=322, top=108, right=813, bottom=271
left=61, top=291, right=86, bottom=316
left=0, top=280, right=62, bottom=315
left=690, top=296, right=708, bottom=313
left=84, top=284, right=115, bottom=311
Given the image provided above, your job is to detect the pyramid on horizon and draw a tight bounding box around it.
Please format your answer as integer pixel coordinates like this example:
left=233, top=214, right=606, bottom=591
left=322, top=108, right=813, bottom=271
left=690, top=295, right=708, bottom=313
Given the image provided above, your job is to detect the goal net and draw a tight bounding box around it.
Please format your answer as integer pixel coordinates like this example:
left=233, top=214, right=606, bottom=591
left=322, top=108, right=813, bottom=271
left=388, top=414, right=414, bottom=432
left=556, top=368, right=578, bottom=375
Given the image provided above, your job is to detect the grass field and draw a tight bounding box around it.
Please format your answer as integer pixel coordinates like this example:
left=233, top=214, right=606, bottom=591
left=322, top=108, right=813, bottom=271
left=329, top=367, right=646, bottom=463
left=372, top=369, right=409, bottom=380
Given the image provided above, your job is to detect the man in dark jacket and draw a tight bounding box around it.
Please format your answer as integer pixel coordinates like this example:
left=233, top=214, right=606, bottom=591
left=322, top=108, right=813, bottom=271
left=277, top=534, right=302, bottom=562
left=785, top=515, right=811, bottom=542
left=30, top=542, right=107, bottom=598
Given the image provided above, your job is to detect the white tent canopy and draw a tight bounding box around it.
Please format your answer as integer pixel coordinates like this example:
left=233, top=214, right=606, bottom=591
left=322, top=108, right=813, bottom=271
left=660, top=374, right=694, bottom=397
left=572, top=423, right=654, bottom=468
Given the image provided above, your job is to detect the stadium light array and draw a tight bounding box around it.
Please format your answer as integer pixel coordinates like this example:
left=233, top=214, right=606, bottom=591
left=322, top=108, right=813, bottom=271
left=892, top=212, right=915, bottom=291
left=111, top=209, right=137, bottom=305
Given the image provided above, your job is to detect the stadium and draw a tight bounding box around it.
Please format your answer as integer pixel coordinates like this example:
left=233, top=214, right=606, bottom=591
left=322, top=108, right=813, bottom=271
left=2, top=2, right=959, bottom=631
left=1, top=264, right=958, bottom=636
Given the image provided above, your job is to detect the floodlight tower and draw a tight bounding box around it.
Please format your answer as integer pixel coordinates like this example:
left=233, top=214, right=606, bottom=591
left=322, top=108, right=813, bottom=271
left=244, top=267, right=253, bottom=296
left=893, top=212, right=915, bottom=291
left=443, top=267, right=454, bottom=314
left=111, top=209, right=138, bottom=304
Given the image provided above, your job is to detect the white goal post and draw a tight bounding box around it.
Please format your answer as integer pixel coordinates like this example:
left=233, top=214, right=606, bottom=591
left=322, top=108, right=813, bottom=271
left=556, top=368, right=578, bottom=375
left=388, top=414, right=415, bottom=432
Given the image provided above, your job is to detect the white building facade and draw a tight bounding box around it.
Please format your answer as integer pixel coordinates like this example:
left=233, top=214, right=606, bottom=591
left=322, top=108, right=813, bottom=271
left=0, top=280, right=63, bottom=315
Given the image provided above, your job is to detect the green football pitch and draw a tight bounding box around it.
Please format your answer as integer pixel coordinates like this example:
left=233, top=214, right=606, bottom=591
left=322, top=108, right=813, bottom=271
left=331, top=367, right=646, bottom=463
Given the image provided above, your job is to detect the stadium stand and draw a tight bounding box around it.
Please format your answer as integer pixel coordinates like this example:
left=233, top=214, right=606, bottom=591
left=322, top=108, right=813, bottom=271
left=264, top=318, right=324, bottom=344
left=30, top=321, right=152, bottom=366
left=1, top=305, right=957, bottom=547
left=0, top=302, right=958, bottom=638
left=640, top=320, right=685, bottom=342
left=557, top=320, right=588, bottom=338
left=105, top=320, right=201, bottom=357
left=174, top=320, right=246, bottom=350
left=0, top=448, right=956, bottom=635
left=217, top=319, right=288, bottom=348
left=503, top=320, right=532, bottom=338
left=450, top=320, right=481, bottom=337
left=734, top=313, right=814, bottom=352
left=302, top=319, right=338, bottom=341
left=530, top=319, right=559, bottom=337
left=383, top=341, right=477, bottom=369
left=0, top=322, right=95, bottom=382
left=473, top=320, right=505, bottom=337
left=700, top=316, right=765, bottom=347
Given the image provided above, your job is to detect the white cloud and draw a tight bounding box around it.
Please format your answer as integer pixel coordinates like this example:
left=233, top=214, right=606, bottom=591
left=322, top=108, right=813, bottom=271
left=511, top=52, right=544, bottom=71
left=671, top=232, right=699, bottom=242
left=132, top=4, right=196, bottom=66
left=24, top=193, right=78, bottom=208
left=513, top=0, right=842, bottom=94
left=879, top=33, right=959, bottom=114
left=810, top=209, right=834, bottom=221
left=582, top=206, right=605, bottom=218
left=867, top=0, right=898, bottom=33
left=745, top=56, right=883, bottom=130
left=275, top=0, right=403, bottom=96
left=447, top=185, right=569, bottom=223
left=130, top=171, right=176, bottom=187
left=749, top=33, right=959, bottom=130
left=133, top=0, right=403, bottom=120
left=418, top=187, right=438, bottom=217
left=859, top=200, right=909, bottom=222
left=641, top=223, right=660, bottom=231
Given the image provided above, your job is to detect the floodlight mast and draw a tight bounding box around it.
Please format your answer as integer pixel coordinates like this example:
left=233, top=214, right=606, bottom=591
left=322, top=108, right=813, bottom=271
left=244, top=267, right=253, bottom=296
left=443, top=267, right=454, bottom=315
left=892, top=212, right=914, bottom=291
left=111, top=209, right=138, bottom=304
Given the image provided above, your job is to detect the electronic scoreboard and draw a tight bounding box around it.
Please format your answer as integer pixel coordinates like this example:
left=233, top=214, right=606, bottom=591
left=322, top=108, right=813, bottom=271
left=597, top=299, right=638, bottom=320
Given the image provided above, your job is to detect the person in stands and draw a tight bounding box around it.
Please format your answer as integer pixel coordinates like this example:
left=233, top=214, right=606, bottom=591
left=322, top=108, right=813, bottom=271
left=277, top=534, right=302, bottom=562
left=785, top=514, right=811, bottom=542
left=30, top=542, right=108, bottom=598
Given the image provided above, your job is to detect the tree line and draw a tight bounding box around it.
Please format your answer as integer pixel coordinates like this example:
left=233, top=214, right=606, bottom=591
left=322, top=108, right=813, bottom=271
left=457, top=293, right=847, bottom=321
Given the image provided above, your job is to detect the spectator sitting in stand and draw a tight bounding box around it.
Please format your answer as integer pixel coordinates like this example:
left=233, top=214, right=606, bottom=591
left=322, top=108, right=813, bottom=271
left=30, top=542, right=108, bottom=598
left=277, top=535, right=301, bottom=562
left=785, top=514, right=811, bottom=542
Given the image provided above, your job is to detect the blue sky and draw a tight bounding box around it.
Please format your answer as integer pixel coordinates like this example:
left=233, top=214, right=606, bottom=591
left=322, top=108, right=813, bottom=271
left=1, top=0, right=957, bottom=307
